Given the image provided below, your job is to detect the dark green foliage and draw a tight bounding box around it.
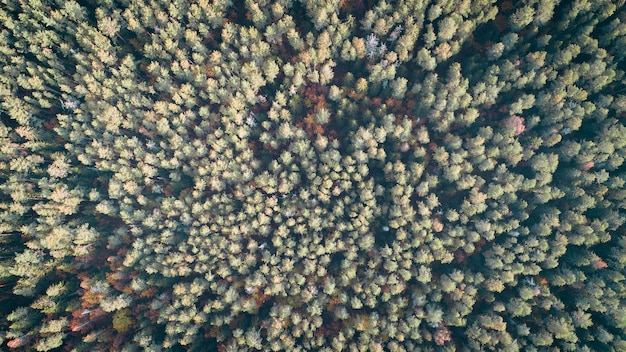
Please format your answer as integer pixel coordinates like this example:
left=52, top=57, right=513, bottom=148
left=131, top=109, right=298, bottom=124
left=0, top=0, right=625, bottom=350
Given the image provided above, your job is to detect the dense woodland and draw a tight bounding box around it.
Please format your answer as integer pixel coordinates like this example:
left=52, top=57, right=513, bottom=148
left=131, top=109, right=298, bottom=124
left=1, top=0, right=626, bottom=350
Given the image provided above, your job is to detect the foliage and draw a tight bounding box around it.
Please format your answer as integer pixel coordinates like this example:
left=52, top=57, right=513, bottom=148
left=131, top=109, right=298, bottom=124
left=1, top=0, right=626, bottom=350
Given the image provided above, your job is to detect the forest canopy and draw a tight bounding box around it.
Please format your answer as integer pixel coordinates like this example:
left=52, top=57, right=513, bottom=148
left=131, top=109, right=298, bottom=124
left=1, top=0, right=626, bottom=351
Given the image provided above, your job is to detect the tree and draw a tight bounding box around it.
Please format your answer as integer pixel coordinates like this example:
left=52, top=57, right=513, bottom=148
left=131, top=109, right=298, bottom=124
left=437, top=16, right=459, bottom=41
left=510, top=5, right=536, bottom=32
left=416, top=48, right=436, bottom=71
left=1, top=1, right=625, bottom=350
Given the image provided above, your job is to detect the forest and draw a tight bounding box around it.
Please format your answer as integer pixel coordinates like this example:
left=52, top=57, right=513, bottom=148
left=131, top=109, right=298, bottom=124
left=1, top=0, right=625, bottom=350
